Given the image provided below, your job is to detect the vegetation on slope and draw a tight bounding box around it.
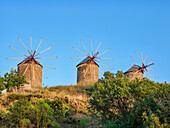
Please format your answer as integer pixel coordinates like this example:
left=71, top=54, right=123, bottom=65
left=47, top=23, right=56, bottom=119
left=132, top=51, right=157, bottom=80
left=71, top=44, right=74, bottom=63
left=0, top=69, right=27, bottom=94
left=89, top=71, right=170, bottom=127
left=0, top=71, right=169, bottom=128
left=0, top=80, right=94, bottom=127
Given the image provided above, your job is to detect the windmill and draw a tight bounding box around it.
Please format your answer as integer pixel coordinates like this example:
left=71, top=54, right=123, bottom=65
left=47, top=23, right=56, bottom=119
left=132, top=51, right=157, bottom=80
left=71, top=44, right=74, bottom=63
left=72, top=39, right=113, bottom=84
left=7, top=35, right=57, bottom=88
left=124, top=51, right=155, bottom=80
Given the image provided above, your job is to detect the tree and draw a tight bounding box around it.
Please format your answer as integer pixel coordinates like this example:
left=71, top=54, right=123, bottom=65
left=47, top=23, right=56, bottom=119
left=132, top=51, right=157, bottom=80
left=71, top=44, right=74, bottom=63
left=3, top=69, right=27, bottom=89
left=89, top=71, right=169, bottom=127
left=102, top=71, right=114, bottom=80
left=0, top=76, right=5, bottom=91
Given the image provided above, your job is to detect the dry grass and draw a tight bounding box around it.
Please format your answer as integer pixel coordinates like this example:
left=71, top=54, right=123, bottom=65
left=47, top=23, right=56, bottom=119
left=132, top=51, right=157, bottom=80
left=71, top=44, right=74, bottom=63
left=0, top=84, right=94, bottom=111
left=0, top=84, right=99, bottom=127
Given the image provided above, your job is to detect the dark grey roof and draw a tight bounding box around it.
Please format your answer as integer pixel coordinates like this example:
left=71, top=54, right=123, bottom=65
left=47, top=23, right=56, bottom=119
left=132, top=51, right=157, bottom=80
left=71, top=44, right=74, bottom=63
left=124, top=65, right=140, bottom=74
left=18, top=56, right=31, bottom=65
left=17, top=56, right=42, bottom=67
left=76, top=56, right=99, bottom=67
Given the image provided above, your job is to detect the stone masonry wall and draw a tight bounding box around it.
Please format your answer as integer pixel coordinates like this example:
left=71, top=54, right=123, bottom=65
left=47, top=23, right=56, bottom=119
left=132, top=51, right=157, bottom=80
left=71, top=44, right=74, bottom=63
left=77, top=63, right=99, bottom=84
left=18, top=64, right=42, bottom=88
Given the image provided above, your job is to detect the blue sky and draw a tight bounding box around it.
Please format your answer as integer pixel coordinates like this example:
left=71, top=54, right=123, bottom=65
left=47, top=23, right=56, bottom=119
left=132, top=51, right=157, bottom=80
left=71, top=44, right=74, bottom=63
left=0, top=0, right=169, bottom=86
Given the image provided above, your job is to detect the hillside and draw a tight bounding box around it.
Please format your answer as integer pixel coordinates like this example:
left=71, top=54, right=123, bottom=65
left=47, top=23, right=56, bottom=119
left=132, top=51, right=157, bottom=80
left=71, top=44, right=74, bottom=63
left=0, top=84, right=99, bottom=128
left=0, top=71, right=169, bottom=128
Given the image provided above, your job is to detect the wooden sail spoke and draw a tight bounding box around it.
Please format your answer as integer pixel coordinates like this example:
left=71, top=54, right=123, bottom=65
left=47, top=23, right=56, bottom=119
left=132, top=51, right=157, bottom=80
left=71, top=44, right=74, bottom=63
left=146, top=62, right=154, bottom=67
left=131, top=56, right=138, bottom=65
left=96, top=57, right=114, bottom=60
left=140, top=51, right=144, bottom=64
left=23, top=65, right=29, bottom=76
left=94, top=65, right=95, bottom=79
left=134, top=69, right=141, bottom=75
left=30, top=35, right=33, bottom=54
left=18, top=38, right=32, bottom=55
left=148, top=68, right=156, bottom=71
left=95, top=59, right=112, bottom=70
left=84, top=65, right=90, bottom=77
left=37, top=65, right=47, bottom=79
left=6, top=58, right=26, bottom=59
left=99, top=68, right=104, bottom=75
left=80, top=40, right=90, bottom=56
left=34, top=67, right=42, bottom=80
left=36, top=38, right=43, bottom=52
left=135, top=51, right=143, bottom=63
left=12, top=66, right=19, bottom=70
left=90, top=38, right=93, bottom=56
left=40, top=62, right=56, bottom=69
left=76, top=64, right=84, bottom=69
left=35, top=56, right=57, bottom=59
left=71, top=57, right=86, bottom=59
left=97, top=48, right=110, bottom=57
left=35, top=46, right=53, bottom=56
left=33, top=65, right=35, bottom=81
left=42, top=70, right=47, bottom=79
left=146, top=71, right=155, bottom=79
left=9, top=46, right=28, bottom=58
left=73, top=47, right=88, bottom=56
left=144, top=55, right=148, bottom=63
left=95, top=41, right=102, bottom=54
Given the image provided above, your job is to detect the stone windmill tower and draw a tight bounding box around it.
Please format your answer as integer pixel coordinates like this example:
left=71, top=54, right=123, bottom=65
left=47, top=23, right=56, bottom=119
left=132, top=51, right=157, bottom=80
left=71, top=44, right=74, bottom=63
left=7, top=35, right=57, bottom=88
left=124, top=51, right=155, bottom=80
left=72, top=39, right=113, bottom=84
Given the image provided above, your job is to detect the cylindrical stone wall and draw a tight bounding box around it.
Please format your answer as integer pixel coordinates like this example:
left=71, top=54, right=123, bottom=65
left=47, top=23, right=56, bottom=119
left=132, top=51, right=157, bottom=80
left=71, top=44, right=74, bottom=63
left=77, top=63, right=99, bottom=84
left=18, top=63, right=42, bottom=88
left=124, top=71, right=143, bottom=80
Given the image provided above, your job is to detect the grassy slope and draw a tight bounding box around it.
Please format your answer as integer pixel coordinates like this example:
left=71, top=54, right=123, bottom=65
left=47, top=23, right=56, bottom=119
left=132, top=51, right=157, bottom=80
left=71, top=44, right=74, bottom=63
left=0, top=84, right=99, bottom=127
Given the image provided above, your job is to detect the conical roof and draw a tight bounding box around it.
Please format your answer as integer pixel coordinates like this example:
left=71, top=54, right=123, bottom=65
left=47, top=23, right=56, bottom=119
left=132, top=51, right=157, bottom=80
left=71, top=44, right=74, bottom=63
left=17, top=56, right=43, bottom=67
left=124, top=65, right=140, bottom=74
left=76, top=56, right=99, bottom=68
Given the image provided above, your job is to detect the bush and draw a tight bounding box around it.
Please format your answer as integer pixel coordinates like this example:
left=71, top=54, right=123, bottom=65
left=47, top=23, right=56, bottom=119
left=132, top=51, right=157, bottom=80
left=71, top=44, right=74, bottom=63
left=7, top=94, right=27, bottom=102
left=0, top=77, right=5, bottom=91
left=89, top=71, right=170, bottom=127
left=4, top=69, right=27, bottom=89
left=0, top=109, right=11, bottom=126
left=45, top=99, right=71, bottom=121
left=82, top=85, right=95, bottom=96
left=3, top=98, right=60, bottom=128
left=79, top=117, right=90, bottom=127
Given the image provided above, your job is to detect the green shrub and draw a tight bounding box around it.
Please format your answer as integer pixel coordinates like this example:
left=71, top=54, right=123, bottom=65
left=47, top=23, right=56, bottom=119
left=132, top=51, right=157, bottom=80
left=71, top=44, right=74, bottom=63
left=0, top=76, right=5, bottom=91
left=82, top=85, right=95, bottom=96
left=7, top=94, right=27, bottom=102
left=7, top=94, right=43, bottom=103
left=89, top=71, right=170, bottom=128
left=4, top=69, right=27, bottom=89
left=63, top=116, right=90, bottom=127
left=79, top=117, right=90, bottom=128
left=5, top=98, right=60, bottom=128
left=0, top=109, right=11, bottom=126
left=45, top=99, right=71, bottom=121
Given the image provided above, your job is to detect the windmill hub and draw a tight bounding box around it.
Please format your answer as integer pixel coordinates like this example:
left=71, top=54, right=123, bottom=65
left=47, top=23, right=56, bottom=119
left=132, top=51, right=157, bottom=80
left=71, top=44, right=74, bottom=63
left=87, top=52, right=99, bottom=63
